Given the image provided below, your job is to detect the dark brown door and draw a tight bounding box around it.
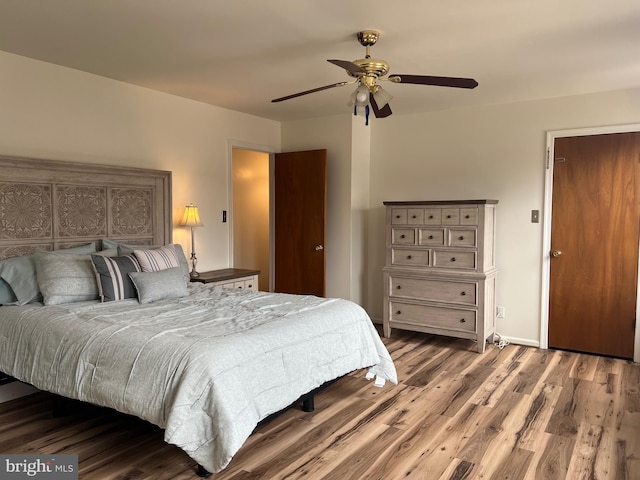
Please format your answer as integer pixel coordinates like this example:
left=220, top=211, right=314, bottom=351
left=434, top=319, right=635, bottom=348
left=549, top=132, right=640, bottom=358
left=274, top=149, right=327, bottom=296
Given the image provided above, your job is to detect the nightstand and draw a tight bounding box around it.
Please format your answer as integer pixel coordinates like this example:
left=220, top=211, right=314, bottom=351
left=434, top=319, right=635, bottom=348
left=190, top=268, right=260, bottom=291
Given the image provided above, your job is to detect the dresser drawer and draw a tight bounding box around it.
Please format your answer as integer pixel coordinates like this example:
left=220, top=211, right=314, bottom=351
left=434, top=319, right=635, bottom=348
left=423, top=208, right=442, bottom=225
left=448, top=229, right=477, bottom=247
left=391, top=248, right=430, bottom=266
left=418, top=228, right=445, bottom=246
left=441, top=208, right=460, bottom=225
left=407, top=208, right=424, bottom=224
left=433, top=250, right=476, bottom=269
left=389, top=302, right=476, bottom=332
left=391, top=208, right=407, bottom=225
left=460, top=208, right=478, bottom=225
left=217, top=275, right=258, bottom=290
left=392, top=228, right=416, bottom=245
left=389, top=276, right=477, bottom=305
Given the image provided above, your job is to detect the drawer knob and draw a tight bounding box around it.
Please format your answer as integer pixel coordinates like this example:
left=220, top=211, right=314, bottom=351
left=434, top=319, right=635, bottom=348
left=461, top=291, right=466, bottom=296
left=465, top=215, right=470, bottom=219
left=407, top=255, right=412, bottom=259
left=460, top=318, right=466, bottom=323
left=396, top=310, right=402, bottom=315
left=400, top=234, right=406, bottom=238
left=428, top=235, right=434, bottom=239
left=248, top=284, right=253, bottom=288
left=396, top=215, right=401, bottom=219
left=396, top=285, right=402, bottom=289
left=459, top=236, right=464, bottom=240
left=429, top=215, right=434, bottom=219
left=451, top=257, right=456, bottom=262
left=412, top=215, right=417, bottom=218
left=447, top=215, right=452, bottom=218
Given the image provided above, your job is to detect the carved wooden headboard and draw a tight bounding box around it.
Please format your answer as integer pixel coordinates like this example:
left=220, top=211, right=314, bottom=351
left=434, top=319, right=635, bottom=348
left=0, top=155, right=172, bottom=260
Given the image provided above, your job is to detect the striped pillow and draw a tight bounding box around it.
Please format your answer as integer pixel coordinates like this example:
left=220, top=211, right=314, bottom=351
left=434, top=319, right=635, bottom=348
left=91, top=254, right=142, bottom=302
left=133, top=244, right=180, bottom=272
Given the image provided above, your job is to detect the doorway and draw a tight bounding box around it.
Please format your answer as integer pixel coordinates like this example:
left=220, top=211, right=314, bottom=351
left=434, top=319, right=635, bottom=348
left=231, top=148, right=270, bottom=291
left=230, top=147, right=328, bottom=295
left=541, top=125, right=640, bottom=362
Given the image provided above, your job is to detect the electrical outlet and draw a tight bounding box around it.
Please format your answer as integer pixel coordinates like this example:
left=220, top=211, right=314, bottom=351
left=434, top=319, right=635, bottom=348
left=496, top=306, right=505, bottom=318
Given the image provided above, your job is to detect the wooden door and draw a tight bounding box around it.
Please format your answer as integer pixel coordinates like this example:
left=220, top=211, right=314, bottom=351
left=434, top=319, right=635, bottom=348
left=549, top=132, right=640, bottom=358
left=274, top=149, right=327, bottom=296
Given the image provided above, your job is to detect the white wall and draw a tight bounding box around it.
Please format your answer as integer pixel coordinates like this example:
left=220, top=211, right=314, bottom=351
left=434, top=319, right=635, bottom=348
left=281, top=114, right=360, bottom=300
left=0, top=51, right=281, bottom=272
left=367, top=87, right=640, bottom=345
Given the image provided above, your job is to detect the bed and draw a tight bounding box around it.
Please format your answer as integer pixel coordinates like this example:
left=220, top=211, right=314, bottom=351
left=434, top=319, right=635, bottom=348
left=0, top=156, right=397, bottom=476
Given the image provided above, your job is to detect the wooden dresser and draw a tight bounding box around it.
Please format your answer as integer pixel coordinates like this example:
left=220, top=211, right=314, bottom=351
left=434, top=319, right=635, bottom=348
left=382, top=200, right=498, bottom=353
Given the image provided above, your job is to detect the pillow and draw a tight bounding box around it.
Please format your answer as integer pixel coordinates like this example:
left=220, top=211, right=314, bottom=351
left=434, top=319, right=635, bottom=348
left=91, top=254, right=141, bottom=302
left=129, top=268, right=189, bottom=304
left=0, top=278, right=17, bottom=305
left=101, top=238, right=120, bottom=250
left=133, top=244, right=180, bottom=271
left=0, top=243, right=98, bottom=305
left=56, top=242, right=97, bottom=255
left=116, top=242, right=190, bottom=286
left=117, top=240, right=191, bottom=285
left=0, top=254, right=40, bottom=305
left=95, top=248, right=118, bottom=257
left=35, top=251, right=99, bottom=306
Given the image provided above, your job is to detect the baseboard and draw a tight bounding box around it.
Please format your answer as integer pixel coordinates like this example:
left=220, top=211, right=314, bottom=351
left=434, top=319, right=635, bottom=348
left=0, top=381, right=39, bottom=403
left=493, top=334, right=540, bottom=348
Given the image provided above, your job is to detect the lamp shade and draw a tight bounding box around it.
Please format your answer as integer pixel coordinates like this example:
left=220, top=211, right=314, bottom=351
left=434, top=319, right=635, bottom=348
left=180, top=204, right=204, bottom=227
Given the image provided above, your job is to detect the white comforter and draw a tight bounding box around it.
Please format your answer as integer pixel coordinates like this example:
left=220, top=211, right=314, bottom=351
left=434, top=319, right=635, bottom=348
left=0, top=284, right=397, bottom=473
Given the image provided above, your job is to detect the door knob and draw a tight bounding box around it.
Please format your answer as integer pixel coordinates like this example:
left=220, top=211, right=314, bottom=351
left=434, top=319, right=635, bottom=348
left=551, top=250, right=562, bottom=257
left=315, top=245, right=324, bottom=251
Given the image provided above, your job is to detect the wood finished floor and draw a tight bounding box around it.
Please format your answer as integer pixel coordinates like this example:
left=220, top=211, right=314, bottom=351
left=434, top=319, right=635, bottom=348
left=0, top=330, right=638, bottom=479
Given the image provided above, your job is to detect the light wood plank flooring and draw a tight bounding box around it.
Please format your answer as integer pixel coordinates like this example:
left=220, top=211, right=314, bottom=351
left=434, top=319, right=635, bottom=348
left=0, top=330, right=638, bottom=479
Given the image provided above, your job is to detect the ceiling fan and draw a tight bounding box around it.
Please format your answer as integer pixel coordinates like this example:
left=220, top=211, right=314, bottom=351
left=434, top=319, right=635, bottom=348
left=271, top=30, right=478, bottom=120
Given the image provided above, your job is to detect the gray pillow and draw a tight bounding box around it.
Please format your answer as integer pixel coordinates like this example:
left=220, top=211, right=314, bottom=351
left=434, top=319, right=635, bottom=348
left=0, top=277, right=17, bottom=305
left=91, top=254, right=141, bottom=302
left=35, top=251, right=99, bottom=305
left=0, top=254, right=39, bottom=305
left=0, top=243, right=97, bottom=305
left=129, top=268, right=189, bottom=304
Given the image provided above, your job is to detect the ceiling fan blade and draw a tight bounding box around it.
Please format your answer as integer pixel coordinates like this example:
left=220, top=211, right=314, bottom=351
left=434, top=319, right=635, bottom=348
left=271, top=81, right=353, bottom=102
left=327, top=59, right=366, bottom=75
left=389, top=74, right=478, bottom=89
left=369, top=93, right=392, bottom=118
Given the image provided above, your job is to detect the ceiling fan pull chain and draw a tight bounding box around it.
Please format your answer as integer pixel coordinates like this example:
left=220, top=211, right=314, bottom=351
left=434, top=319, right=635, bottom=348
left=365, top=104, right=370, bottom=125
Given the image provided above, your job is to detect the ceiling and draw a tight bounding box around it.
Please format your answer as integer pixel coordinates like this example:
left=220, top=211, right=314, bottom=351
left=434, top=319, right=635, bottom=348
left=1, top=0, right=639, bottom=122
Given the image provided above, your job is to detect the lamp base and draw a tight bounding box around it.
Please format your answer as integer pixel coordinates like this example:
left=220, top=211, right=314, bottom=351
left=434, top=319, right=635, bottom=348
left=190, top=252, right=199, bottom=277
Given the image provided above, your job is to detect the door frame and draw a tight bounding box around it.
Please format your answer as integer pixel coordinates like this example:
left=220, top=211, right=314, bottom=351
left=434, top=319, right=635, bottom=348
left=227, top=139, right=277, bottom=291
left=540, top=123, right=640, bottom=362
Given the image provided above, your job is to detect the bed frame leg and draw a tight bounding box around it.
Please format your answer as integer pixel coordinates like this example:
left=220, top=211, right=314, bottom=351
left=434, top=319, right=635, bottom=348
left=196, top=464, right=212, bottom=478
left=302, top=393, right=315, bottom=412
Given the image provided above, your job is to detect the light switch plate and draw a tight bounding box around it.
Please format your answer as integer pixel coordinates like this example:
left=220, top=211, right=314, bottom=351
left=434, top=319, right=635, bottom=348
left=531, top=210, right=539, bottom=223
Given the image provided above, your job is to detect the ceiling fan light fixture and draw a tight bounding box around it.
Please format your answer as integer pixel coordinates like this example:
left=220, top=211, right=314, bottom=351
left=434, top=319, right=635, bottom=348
left=373, top=86, right=393, bottom=108
left=348, top=84, right=370, bottom=107
left=355, top=85, right=369, bottom=107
